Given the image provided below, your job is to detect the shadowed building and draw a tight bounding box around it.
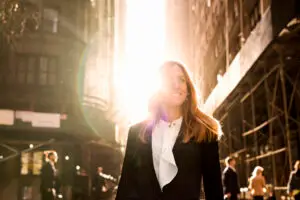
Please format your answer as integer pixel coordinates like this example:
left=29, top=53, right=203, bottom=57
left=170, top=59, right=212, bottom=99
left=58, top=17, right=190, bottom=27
left=0, top=0, right=121, bottom=199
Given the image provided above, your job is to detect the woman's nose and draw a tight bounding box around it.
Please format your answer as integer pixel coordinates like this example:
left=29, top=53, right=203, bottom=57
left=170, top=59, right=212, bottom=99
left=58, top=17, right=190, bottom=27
left=172, top=80, right=180, bottom=89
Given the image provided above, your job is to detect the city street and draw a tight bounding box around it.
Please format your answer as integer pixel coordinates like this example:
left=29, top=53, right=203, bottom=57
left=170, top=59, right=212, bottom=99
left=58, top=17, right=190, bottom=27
left=0, top=0, right=300, bottom=199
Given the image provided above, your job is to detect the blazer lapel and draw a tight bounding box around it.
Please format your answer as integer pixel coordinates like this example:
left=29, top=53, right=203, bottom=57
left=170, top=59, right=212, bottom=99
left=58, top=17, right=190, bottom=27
left=141, top=122, right=161, bottom=192
left=172, top=122, right=185, bottom=160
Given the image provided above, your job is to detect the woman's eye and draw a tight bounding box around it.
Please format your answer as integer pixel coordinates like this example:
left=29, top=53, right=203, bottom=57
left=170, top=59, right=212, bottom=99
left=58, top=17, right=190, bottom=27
left=179, top=77, right=186, bottom=83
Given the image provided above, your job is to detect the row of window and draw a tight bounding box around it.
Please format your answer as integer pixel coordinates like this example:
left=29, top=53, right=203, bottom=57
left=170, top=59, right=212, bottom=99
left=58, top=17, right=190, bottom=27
left=22, top=0, right=116, bottom=38
left=24, top=3, right=59, bottom=34
left=1, top=55, right=58, bottom=86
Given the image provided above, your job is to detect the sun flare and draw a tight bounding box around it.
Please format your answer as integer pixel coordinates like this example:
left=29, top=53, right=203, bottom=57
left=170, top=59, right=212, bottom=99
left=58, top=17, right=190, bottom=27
left=114, top=0, right=166, bottom=124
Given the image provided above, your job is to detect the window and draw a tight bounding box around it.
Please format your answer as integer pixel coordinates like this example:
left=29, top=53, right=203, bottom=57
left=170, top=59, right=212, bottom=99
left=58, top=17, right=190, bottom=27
left=249, top=1, right=261, bottom=30
left=27, top=57, right=35, bottom=84
left=48, top=59, right=57, bottom=85
left=38, top=56, right=58, bottom=85
left=16, top=56, right=37, bottom=85
left=39, top=57, right=48, bottom=85
left=13, top=55, right=58, bottom=86
left=17, top=58, right=26, bottom=84
left=234, top=0, right=239, bottom=18
left=7, top=63, right=15, bottom=84
left=21, top=151, right=44, bottom=175
left=42, top=8, right=59, bottom=33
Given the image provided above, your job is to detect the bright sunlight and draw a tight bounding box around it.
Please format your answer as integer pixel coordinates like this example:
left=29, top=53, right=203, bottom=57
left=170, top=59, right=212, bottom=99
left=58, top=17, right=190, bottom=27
left=114, top=0, right=166, bottom=124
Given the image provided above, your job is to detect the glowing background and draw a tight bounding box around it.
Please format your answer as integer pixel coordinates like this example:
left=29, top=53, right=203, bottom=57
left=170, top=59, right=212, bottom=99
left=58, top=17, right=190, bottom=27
left=114, top=0, right=166, bottom=124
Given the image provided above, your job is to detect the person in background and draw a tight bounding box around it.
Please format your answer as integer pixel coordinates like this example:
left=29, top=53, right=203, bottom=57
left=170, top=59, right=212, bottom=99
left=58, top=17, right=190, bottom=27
left=40, top=151, right=58, bottom=200
left=287, top=160, right=300, bottom=200
left=222, top=156, right=240, bottom=200
left=92, top=167, right=108, bottom=200
left=248, top=166, right=266, bottom=200
left=116, top=61, right=224, bottom=200
left=267, top=189, right=276, bottom=200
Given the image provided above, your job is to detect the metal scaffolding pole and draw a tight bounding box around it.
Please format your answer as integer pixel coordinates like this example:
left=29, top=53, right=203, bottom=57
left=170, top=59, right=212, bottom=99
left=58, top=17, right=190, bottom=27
left=297, top=100, right=300, bottom=160
left=243, top=120, right=267, bottom=138
left=269, top=103, right=300, bottom=127
left=246, top=148, right=287, bottom=163
left=279, top=62, right=293, bottom=172
left=242, top=116, right=278, bottom=137
left=240, top=100, right=250, bottom=178
left=263, top=66, right=278, bottom=186
left=249, top=80, right=259, bottom=166
left=285, top=72, right=300, bottom=102
left=227, top=114, right=232, bottom=154
left=287, top=71, right=300, bottom=113
left=240, top=65, right=279, bottom=103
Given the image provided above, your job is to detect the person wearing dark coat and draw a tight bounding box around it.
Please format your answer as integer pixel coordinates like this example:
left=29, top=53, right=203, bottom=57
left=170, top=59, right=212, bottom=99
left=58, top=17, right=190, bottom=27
left=222, top=156, right=240, bottom=200
left=92, top=167, right=107, bottom=200
left=115, top=61, right=224, bottom=200
left=288, top=160, right=300, bottom=200
left=40, top=151, right=58, bottom=200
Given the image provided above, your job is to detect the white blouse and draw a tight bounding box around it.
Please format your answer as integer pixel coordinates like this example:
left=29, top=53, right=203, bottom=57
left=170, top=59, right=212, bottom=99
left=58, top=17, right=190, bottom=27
left=152, top=117, right=183, bottom=190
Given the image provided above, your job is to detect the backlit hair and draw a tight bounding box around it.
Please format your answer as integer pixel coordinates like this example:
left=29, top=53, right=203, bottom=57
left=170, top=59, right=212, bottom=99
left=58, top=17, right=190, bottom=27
left=225, top=156, right=235, bottom=166
left=140, top=61, right=222, bottom=143
left=251, top=166, right=264, bottom=177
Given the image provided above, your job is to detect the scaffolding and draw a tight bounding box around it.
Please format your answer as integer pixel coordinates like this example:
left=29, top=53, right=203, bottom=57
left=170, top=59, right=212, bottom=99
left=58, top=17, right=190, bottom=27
left=215, top=25, right=300, bottom=197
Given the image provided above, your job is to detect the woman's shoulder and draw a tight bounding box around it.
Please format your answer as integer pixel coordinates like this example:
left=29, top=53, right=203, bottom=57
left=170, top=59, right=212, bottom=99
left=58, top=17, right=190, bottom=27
left=251, top=176, right=262, bottom=182
left=197, top=135, right=219, bottom=150
left=129, top=120, right=149, bottom=133
left=194, top=113, right=223, bottom=141
left=127, top=120, right=152, bottom=141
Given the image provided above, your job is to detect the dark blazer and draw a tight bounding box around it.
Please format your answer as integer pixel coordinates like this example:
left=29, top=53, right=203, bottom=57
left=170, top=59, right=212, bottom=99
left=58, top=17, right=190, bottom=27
left=288, top=170, right=300, bottom=195
left=92, top=173, right=106, bottom=190
left=222, top=167, right=240, bottom=196
left=92, top=173, right=106, bottom=198
left=40, top=162, right=56, bottom=191
left=116, top=121, right=224, bottom=200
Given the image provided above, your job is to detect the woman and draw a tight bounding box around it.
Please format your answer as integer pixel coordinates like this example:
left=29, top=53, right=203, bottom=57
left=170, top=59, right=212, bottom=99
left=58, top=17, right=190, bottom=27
left=287, top=160, right=300, bottom=200
left=248, top=166, right=266, bottom=200
left=116, top=61, right=224, bottom=200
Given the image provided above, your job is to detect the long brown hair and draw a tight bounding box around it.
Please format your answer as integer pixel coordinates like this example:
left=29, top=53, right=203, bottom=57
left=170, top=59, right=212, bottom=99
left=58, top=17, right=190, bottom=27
left=139, top=61, right=222, bottom=143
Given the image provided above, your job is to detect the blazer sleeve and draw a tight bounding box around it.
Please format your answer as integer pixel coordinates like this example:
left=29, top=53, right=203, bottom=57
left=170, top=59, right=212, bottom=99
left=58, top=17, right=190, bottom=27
left=222, top=169, right=231, bottom=194
left=41, top=163, right=54, bottom=189
left=202, top=140, right=224, bottom=200
left=115, top=127, right=140, bottom=200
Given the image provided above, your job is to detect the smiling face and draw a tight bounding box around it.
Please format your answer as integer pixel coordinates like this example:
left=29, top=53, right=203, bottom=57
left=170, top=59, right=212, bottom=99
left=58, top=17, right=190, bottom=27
left=159, top=64, right=188, bottom=108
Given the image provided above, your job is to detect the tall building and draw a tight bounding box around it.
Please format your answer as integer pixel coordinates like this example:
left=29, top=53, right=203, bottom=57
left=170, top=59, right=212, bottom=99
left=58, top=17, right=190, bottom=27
left=0, top=0, right=120, bottom=199
left=189, top=0, right=300, bottom=197
left=165, top=0, right=191, bottom=68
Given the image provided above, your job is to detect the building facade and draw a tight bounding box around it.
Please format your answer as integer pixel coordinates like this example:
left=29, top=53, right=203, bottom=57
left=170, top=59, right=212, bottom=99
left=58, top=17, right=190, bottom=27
left=0, top=0, right=120, bottom=199
left=189, top=0, right=300, bottom=198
